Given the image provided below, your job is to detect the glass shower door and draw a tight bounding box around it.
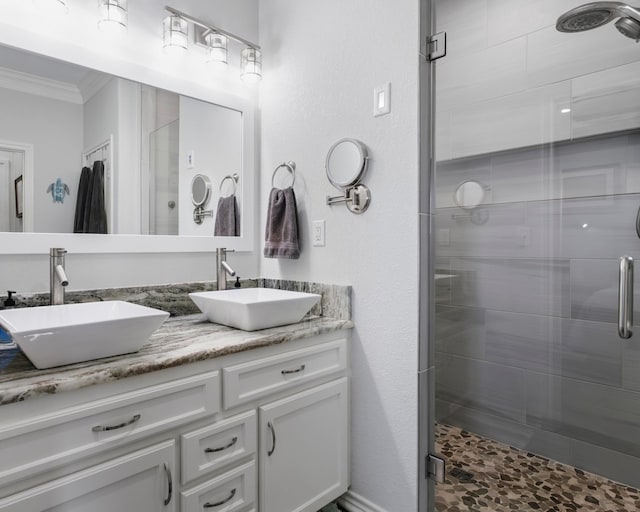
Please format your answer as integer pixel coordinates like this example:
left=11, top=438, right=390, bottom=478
left=429, top=0, right=640, bottom=509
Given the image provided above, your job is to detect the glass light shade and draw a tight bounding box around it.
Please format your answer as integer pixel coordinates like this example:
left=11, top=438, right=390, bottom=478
left=240, top=47, right=262, bottom=83
left=98, top=0, right=127, bottom=33
left=33, top=0, right=68, bottom=15
left=163, top=15, right=188, bottom=55
left=205, top=33, right=228, bottom=65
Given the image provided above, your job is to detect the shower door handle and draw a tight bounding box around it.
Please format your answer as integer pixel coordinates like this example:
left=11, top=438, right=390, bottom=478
left=618, top=256, right=634, bottom=339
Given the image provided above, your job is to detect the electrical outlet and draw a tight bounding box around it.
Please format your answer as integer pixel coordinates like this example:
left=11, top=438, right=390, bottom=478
left=312, top=220, right=326, bottom=247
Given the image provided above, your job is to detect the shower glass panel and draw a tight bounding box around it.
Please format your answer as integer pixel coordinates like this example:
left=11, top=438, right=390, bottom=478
left=431, top=0, right=640, bottom=508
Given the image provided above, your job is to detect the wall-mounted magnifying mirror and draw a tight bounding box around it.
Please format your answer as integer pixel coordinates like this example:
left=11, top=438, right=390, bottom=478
left=325, top=138, right=371, bottom=214
left=453, top=180, right=486, bottom=210
left=191, top=174, right=213, bottom=224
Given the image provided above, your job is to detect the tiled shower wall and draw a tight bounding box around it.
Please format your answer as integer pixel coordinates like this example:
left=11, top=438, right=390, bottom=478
left=434, top=130, right=640, bottom=488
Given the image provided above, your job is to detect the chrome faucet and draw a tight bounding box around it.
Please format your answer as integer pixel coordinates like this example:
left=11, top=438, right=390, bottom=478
left=216, top=248, right=236, bottom=290
left=50, top=248, right=69, bottom=305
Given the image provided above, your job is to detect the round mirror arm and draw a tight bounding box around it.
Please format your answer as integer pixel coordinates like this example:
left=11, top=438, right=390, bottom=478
left=193, top=206, right=214, bottom=225
left=326, top=184, right=371, bottom=214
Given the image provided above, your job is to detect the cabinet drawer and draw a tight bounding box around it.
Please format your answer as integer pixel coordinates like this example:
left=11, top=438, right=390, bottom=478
left=0, top=439, right=176, bottom=512
left=0, top=371, right=219, bottom=487
left=181, top=410, right=257, bottom=484
left=181, top=460, right=256, bottom=512
left=223, top=338, right=347, bottom=408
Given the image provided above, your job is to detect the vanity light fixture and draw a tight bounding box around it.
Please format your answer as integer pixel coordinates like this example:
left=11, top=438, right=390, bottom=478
left=163, top=13, right=189, bottom=55
left=164, top=6, right=262, bottom=82
left=98, top=0, right=128, bottom=33
left=33, top=0, right=68, bottom=15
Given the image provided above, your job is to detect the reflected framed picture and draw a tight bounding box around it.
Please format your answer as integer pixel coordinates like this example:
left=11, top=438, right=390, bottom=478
left=14, top=175, right=23, bottom=219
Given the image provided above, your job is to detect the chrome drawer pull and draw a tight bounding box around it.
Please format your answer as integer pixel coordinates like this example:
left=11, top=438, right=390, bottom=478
left=203, top=488, right=236, bottom=508
left=92, top=414, right=141, bottom=432
left=281, top=364, right=305, bottom=375
left=267, top=421, right=276, bottom=456
left=163, top=463, right=173, bottom=506
left=204, top=436, right=238, bottom=453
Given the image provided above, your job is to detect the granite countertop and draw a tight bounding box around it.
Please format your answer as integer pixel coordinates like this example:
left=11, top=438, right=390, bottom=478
left=0, top=314, right=354, bottom=407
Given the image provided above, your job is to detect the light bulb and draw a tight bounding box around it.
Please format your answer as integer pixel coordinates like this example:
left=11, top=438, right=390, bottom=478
left=98, top=0, right=128, bottom=34
left=205, top=33, right=228, bottom=66
left=240, top=47, right=262, bottom=83
left=163, top=15, right=188, bottom=55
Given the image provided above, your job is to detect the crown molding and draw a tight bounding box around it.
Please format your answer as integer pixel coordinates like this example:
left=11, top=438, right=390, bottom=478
left=78, top=71, right=113, bottom=103
left=0, top=66, right=82, bottom=104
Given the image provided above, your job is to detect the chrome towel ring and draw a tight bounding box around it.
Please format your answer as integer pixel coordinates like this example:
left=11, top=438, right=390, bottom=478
left=271, top=161, right=296, bottom=189
left=219, top=173, right=239, bottom=197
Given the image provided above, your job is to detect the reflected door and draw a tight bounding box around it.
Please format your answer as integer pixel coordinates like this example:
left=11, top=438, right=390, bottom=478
left=429, top=0, right=640, bottom=510
left=149, top=120, right=179, bottom=236
left=0, top=160, right=10, bottom=232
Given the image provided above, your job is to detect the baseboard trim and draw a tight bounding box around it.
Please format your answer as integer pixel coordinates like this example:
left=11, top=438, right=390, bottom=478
left=337, top=491, right=389, bottom=512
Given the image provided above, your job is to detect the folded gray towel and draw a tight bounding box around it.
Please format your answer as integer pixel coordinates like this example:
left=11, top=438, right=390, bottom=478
left=214, top=195, right=239, bottom=236
left=264, top=187, right=300, bottom=259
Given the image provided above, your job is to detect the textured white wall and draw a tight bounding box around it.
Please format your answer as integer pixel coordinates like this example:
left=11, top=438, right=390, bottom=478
left=0, top=88, right=82, bottom=234
left=0, top=0, right=260, bottom=293
left=259, top=1, right=420, bottom=510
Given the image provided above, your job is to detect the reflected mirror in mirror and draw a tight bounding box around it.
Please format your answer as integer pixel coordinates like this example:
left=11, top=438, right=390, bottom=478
left=325, top=138, right=368, bottom=189
left=0, top=44, right=243, bottom=237
left=453, top=180, right=486, bottom=209
left=191, top=174, right=211, bottom=207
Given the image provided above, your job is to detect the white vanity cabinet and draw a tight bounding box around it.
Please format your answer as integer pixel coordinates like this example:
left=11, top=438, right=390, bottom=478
left=0, top=331, right=350, bottom=512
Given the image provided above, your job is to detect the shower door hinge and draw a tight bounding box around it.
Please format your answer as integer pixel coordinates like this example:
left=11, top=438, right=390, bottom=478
left=427, top=32, right=447, bottom=61
left=426, top=453, right=446, bottom=483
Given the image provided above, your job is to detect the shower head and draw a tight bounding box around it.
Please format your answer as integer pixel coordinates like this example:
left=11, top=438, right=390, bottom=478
left=615, top=15, right=640, bottom=39
left=556, top=2, right=640, bottom=41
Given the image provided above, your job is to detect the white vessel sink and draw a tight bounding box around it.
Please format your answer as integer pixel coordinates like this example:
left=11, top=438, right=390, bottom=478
left=189, top=288, right=321, bottom=331
left=0, top=301, right=169, bottom=369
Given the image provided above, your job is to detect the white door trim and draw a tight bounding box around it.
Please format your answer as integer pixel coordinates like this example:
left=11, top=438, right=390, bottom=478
left=0, top=140, right=34, bottom=232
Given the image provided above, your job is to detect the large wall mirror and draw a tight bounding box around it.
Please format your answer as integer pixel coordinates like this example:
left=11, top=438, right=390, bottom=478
left=0, top=42, right=255, bottom=253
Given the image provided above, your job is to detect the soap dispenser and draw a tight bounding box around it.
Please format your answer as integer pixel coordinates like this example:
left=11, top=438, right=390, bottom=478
left=3, top=291, right=15, bottom=309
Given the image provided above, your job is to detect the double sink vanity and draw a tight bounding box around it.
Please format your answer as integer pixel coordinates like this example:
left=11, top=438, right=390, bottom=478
left=0, top=279, right=352, bottom=512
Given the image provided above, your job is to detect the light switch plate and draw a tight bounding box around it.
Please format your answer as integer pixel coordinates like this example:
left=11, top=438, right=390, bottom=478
left=373, top=83, right=391, bottom=117
left=312, top=220, right=326, bottom=247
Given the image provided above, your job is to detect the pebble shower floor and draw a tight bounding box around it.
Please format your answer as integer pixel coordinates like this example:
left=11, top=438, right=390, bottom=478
left=435, top=423, right=640, bottom=512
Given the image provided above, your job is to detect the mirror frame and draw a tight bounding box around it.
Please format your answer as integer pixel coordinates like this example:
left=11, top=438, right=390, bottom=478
left=0, top=31, right=256, bottom=254
left=325, top=138, right=368, bottom=189
left=191, top=175, right=212, bottom=207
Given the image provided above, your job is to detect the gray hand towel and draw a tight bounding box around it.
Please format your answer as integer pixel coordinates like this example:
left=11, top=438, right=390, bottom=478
left=83, top=160, right=108, bottom=234
left=264, top=187, right=300, bottom=259
left=214, top=195, right=239, bottom=236
left=73, top=166, right=91, bottom=233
